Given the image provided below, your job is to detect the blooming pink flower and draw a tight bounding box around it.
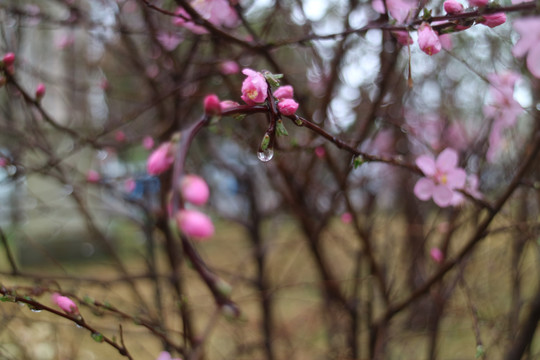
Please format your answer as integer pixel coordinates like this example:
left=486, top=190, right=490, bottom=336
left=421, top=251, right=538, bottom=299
left=512, top=16, right=540, bottom=78
left=156, top=351, right=182, bottom=360
left=181, top=175, right=210, bottom=206
left=480, top=13, right=506, bottom=28
left=413, top=148, right=467, bottom=207
left=176, top=209, right=214, bottom=239
left=35, top=83, right=46, bottom=99
left=273, top=85, right=294, bottom=100
left=418, top=23, right=441, bottom=56
left=278, top=99, right=299, bottom=116
left=443, top=0, right=464, bottom=14
left=86, top=170, right=101, bottom=183
left=392, top=31, right=414, bottom=45
left=147, top=142, right=175, bottom=175
left=241, top=69, right=268, bottom=105
left=372, top=0, right=416, bottom=24
left=430, top=248, right=444, bottom=263
left=2, top=52, right=15, bottom=67
left=142, top=136, right=154, bottom=150
left=220, top=100, right=240, bottom=111
left=468, top=0, right=488, bottom=6
left=219, top=60, right=239, bottom=75
left=52, top=293, right=79, bottom=315
left=204, top=94, right=221, bottom=116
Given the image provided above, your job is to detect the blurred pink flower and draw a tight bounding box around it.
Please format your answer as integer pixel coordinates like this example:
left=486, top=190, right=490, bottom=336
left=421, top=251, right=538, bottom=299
left=439, top=34, right=453, bottom=51
left=55, top=33, right=75, bottom=50
left=147, top=142, right=175, bottom=175
left=204, top=94, right=221, bottom=116
left=241, top=69, right=268, bottom=105
left=176, top=209, right=214, bottom=239
left=35, top=83, right=46, bottom=99
left=142, top=136, right=154, bottom=150
left=468, top=0, right=488, bottom=6
left=418, top=23, right=441, bottom=56
left=278, top=98, right=299, bottom=116
left=430, top=248, right=444, bottom=263
left=340, top=212, right=353, bottom=224
left=392, top=31, right=413, bottom=45
left=372, top=0, right=416, bottom=23
left=413, top=148, right=467, bottom=207
left=181, top=175, right=210, bottom=206
left=157, top=31, right=183, bottom=51
left=173, top=0, right=239, bottom=34
left=156, top=351, right=182, bottom=360
left=2, top=52, right=15, bottom=67
left=315, top=146, right=326, bottom=158
left=512, top=16, right=540, bottom=78
left=52, top=293, right=79, bottom=315
left=479, top=13, right=506, bottom=28
left=86, top=170, right=101, bottom=183
left=115, top=131, right=126, bottom=142
left=125, top=178, right=136, bottom=193
left=219, top=60, right=239, bottom=75
left=273, top=85, right=294, bottom=100
left=443, top=0, right=464, bottom=14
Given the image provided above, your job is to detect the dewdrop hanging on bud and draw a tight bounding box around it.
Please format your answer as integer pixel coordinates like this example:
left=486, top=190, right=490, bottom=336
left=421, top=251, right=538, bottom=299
left=257, top=133, right=274, bottom=162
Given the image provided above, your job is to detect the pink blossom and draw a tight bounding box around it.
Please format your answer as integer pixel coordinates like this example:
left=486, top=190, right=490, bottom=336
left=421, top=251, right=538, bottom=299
left=2, top=52, right=15, bottom=67
left=173, top=0, right=239, bottom=34
left=273, top=85, right=294, bottom=100
left=35, top=83, right=46, bottom=99
left=115, top=131, right=126, bottom=142
left=142, top=136, right=154, bottom=150
left=0, top=157, right=6, bottom=167
left=315, top=146, right=326, bottom=158
left=173, top=7, right=208, bottom=34
left=86, top=170, right=101, bottom=183
left=147, top=142, right=175, bottom=175
left=341, top=212, right=353, bottom=224
left=125, top=178, right=136, bottom=193
left=220, top=100, right=240, bottom=111
left=468, top=0, right=488, bottom=6
left=181, top=175, right=210, bottom=206
left=176, top=209, right=215, bottom=239
left=372, top=0, right=416, bottom=24
left=479, top=13, right=506, bottom=28
left=413, top=148, right=467, bottom=207
left=157, top=31, right=183, bottom=51
left=278, top=99, right=299, bottom=116
left=219, top=60, right=239, bottom=75
left=204, top=94, right=221, bottom=116
left=156, top=351, right=182, bottom=360
left=418, top=23, right=441, bottom=56
left=439, top=34, right=453, bottom=51
left=512, top=17, right=540, bottom=78
left=430, top=248, right=444, bottom=263
left=52, top=293, right=79, bottom=315
left=392, top=31, right=413, bottom=45
left=240, top=69, right=268, bottom=105
left=443, top=0, right=464, bottom=14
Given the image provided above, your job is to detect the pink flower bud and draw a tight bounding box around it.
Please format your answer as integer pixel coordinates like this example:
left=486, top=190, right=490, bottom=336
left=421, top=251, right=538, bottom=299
left=204, top=94, right=221, bottom=116
left=340, top=212, right=353, bottom=224
left=273, top=85, right=294, bottom=100
left=176, top=209, right=214, bottom=239
left=430, top=248, right=444, bottom=263
left=219, top=60, right=240, bottom=75
left=115, top=131, right=126, bottom=142
left=181, top=174, right=210, bottom=206
left=278, top=98, right=299, bottom=116
left=315, top=146, right=326, bottom=158
left=156, top=351, right=182, bottom=360
left=240, top=68, right=268, bottom=105
left=125, top=178, right=136, bottom=193
left=86, top=170, right=101, bottom=183
left=468, top=0, right=488, bottom=6
left=443, top=0, right=464, bottom=14
left=392, top=31, right=414, bottom=45
left=2, top=52, right=15, bottom=66
left=418, top=23, right=441, bottom=56
left=480, top=13, right=506, bottom=28
left=35, top=83, right=46, bottom=99
left=147, top=142, right=175, bottom=175
left=220, top=100, right=240, bottom=111
left=142, top=136, right=154, bottom=150
left=52, top=293, right=79, bottom=315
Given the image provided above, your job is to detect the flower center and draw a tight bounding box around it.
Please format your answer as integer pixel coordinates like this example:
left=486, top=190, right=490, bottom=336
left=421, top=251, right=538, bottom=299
left=247, top=89, right=258, bottom=100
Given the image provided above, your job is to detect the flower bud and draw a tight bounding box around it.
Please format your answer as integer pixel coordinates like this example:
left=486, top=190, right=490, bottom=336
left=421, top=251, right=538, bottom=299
left=115, top=131, right=126, bottom=142
left=52, top=292, right=79, bottom=315
left=479, top=13, right=506, bottom=28
left=181, top=174, right=210, bottom=206
left=2, top=52, right=15, bottom=67
left=204, top=94, right=221, bottom=117
left=176, top=209, right=215, bottom=239
left=273, top=85, right=294, bottom=100
left=443, top=0, right=464, bottom=14
left=147, top=142, right=175, bottom=175
left=430, top=248, right=444, bottom=263
left=468, top=0, right=488, bottom=6
left=35, top=83, right=46, bottom=100
left=277, top=98, right=299, bottom=116
left=220, top=100, right=240, bottom=111
left=142, top=136, right=154, bottom=150
left=418, top=23, right=441, bottom=56
left=86, top=170, right=101, bottom=183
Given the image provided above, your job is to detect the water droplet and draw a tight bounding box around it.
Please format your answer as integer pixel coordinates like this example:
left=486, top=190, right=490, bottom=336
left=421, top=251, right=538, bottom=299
left=30, top=308, right=42, bottom=313
left=75, top=323, right=83, bottom=328
left=257, top=148, right=274, bottom=162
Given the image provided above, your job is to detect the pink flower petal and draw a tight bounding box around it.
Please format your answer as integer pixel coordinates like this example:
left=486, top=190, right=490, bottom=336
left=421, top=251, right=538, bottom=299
left=436, top=148, right=458, bottom=172
left=526, top=45, right=540, bottom=78
left=446, top=168, right=467, bottom=189
left=416, top=155, right=436, bottom=176
left=432, top=185, right=453, bottom=207
left=414, top=178, right=435, bottom=201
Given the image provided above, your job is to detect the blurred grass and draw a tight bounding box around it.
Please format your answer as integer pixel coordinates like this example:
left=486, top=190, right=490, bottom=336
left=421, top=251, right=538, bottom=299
left=1, top=211, right=539, bottom=359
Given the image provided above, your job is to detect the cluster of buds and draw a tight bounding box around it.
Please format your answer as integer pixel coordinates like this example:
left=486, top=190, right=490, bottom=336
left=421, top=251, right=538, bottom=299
left=175, top=174, right=214, bottom=239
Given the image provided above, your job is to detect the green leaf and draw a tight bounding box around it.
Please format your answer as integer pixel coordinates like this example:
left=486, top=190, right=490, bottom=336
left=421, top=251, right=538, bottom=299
left=276, top=119, right=289, bottom=136
left=262, top=71, right=283, bottom=88
left=260, top=134, right=271, bottom=151
left=475, top=344, right=485, bottom=358
left=91, top=332, right=104, bottom=343
left=353, top=155, right=365, bottom=169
